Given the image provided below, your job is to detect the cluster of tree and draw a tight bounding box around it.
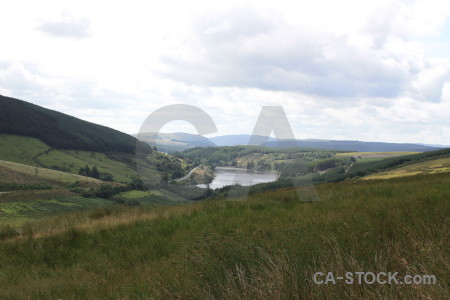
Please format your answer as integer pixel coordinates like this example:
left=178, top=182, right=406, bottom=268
left=177, top=145, right=350, bottom=179
left=78, top=165, right=100, bottom=178
left=155, top=158, right=184, bottom=179
left=273, top=161, right=310, bottom=178
left=78, top=165, right=114, bottom=181
left=81, top=178, right=145, bottom=199
left=176, top=146, right=278, bottom=166
left=308, top=157, right=355, bottom=172
left=151, top=151, right=195, bottom=181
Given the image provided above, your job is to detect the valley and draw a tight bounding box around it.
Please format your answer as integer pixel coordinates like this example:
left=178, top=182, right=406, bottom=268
left=0, top=95, right=449, bottom=299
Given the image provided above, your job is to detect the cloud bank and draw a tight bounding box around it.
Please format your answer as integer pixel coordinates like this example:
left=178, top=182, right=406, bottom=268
left=0, top=0, right=449, bottom=144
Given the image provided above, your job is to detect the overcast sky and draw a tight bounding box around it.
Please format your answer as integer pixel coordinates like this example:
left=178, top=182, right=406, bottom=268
left=1, top=0, right=450, bottom=144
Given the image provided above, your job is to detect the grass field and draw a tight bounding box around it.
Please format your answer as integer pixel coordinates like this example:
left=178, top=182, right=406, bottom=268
left=0, top=134, right=164, bottom=183
left=0, top=160, right=102, bottom=184
left=363, top=156, right=450, bottom=180
left=0, top=134, right=50, bottom=166
left=337, top=152, right=420, bottom=164
left=0, top=194, right=113, bottom=226
left=336, top=152, right=420, bottom=157
left=0, top=172, right=448, bottom=299
left=0, top=187, right=189, bottom=226
left=117, top=189, right=187, bottom=205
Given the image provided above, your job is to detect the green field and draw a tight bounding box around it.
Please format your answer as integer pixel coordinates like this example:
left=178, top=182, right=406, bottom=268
left=0, top=134, right=139, bottom=182
left=0, top=134, right=50, bottom=166
left=0, top=134, right=172, bottom=183
left=117, top=189, right=187, bottom=204
left=337, top=151, right=420, bottom=166
left=336, top=151, right=420, bottom=158
left=364, top=156, right=450, bottom=179
left=0, top=160, right=102, bottom=184
left=0, top=194, right=113, bottom=226
left=0, top=172, right=448, bottom=299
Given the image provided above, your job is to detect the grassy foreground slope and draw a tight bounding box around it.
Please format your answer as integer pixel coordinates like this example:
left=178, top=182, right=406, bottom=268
left=0, top=173, right=448, bottom=299
left=0, top=194, right=114, bottom=226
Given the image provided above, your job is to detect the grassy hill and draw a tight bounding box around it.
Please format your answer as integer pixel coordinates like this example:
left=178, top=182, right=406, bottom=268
left=208, top=134, right=442, bottom=151
left=0, top=172, right=448, bottom=299
left=0, top=95, right=151, bottom=154
left=343, top=148, right=450, bottom=179
left=0, top=160, right=102, bottom=184
left=0, top=96, right=194, bottom=186
left=363, top=156, right=450, bottom=180
left=136, top=132, right=215, bottom=153
left=0, top=134, right=188, bottom=184
left=264, top=139, right=442, bottom=152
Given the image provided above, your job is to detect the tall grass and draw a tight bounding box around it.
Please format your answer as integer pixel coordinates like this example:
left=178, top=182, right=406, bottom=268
left=0, top=172, right=448, bottom=299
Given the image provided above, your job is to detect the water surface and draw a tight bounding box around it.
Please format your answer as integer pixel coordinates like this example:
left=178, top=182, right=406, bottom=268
left=197, top=167, right=278, bottom=189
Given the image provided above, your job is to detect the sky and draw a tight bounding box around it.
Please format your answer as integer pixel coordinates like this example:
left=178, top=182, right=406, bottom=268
left=1, top=0, right=450, bottom=144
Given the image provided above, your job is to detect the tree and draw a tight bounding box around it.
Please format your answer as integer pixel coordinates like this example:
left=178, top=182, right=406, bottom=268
left=91, top=166, right=100, bottom=179
left=205, top=184, right=213, bottom=197
left=78, top=165, right=93, bottom=177
left=128, top=177, right=144, bottom=190
left=84, top=165, right=91, bottom=177
left=100, top=173, right=114, bottom=182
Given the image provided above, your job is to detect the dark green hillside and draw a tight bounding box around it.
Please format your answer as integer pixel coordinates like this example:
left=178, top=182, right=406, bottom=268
left=0, top=95, right=150, bottom=154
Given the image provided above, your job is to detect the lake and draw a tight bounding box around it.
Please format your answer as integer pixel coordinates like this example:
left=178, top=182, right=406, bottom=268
left=197, top=167, right=279, bottom=189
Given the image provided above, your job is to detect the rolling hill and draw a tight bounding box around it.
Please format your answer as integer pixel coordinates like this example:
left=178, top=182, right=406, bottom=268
left=263, top=139, right=443, bottom=152
left=136, top=132, right=215, bottom=153
left=149, top=133, right=443, bottom=152
left=0, top=95, right=151, bottom=154
left=0, top=159, right=102, bottom=185
left=362, top=156, right=450, bottom=180
left=209, top=135, right=277, bottom=146
left=340, top=147, right=450, bottom=180
left=0, top=96, right=189, bottom=185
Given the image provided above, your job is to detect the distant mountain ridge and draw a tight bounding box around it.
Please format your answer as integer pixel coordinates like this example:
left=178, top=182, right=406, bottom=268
left=139, top=133, right=445, bottom=152
left=262, top=139, right=443, bottom=152
left=135, top=132, right=215, bottom=152
left=3, top=94, right=440, bottom=154
left=209, top=135, right=277, bottom=146
left=0, top=95, right=150, bottom=154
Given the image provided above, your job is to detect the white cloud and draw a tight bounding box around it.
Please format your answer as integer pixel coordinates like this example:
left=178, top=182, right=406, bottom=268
left=0, top=0, right=449, bottom=144
left=37, top=17, right=90, bottom=39
left=159, top=2, right=450, bottom=100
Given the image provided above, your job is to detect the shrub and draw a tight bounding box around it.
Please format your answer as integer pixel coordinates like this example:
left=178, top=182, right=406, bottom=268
left=0, top=225, right=19, bottom=240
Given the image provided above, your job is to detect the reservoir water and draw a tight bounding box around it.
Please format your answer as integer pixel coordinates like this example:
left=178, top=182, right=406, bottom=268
left=197, top=167, right=279, bottom=189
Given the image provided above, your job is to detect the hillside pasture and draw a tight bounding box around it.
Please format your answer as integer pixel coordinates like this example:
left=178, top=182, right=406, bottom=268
left=0, top=160, right=101, bottom=184
left=363, top=156, right=450, bottom=179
